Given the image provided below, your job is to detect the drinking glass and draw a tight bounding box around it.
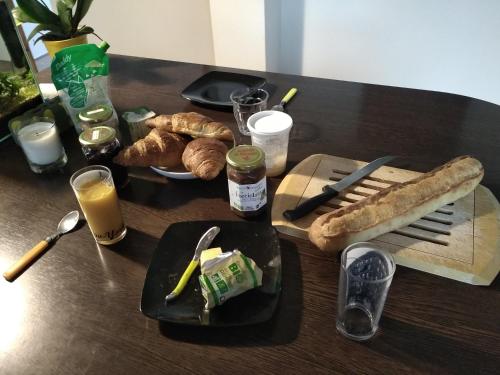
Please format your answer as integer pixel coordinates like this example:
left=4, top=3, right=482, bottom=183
left=230, top=88, right=268, bottom=135
left=336, top=242, right=396, bottom=341
left=70, top=165, right=127, bottom=245
left=16, top=117, right=67, bottom=173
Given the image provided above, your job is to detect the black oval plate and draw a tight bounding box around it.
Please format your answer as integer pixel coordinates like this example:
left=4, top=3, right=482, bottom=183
left=181, top=71, right=266, bottom=108
left=140, top=221, right=281, bottom=326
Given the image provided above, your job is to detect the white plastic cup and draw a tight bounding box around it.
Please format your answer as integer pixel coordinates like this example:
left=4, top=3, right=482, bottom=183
left=247, top=110, right=293, bottom=177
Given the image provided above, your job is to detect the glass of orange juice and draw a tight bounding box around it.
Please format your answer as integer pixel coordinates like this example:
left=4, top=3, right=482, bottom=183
left=70, top=165, right=127, bottom=245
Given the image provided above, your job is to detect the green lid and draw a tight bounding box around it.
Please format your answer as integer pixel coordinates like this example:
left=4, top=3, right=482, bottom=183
left=78, top=104, right=113, bottom=123
left=98, top=41, right=110, bottom=52
left=79, top=126, right=116, bottom=148
left=226, top=145, right=265, bottom=169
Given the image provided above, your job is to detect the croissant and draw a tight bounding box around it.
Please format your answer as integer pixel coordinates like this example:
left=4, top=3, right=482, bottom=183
left=113, top=128, right=188, bottom=167
left=182, top=138, right=228, bottom=180
left=146, top=112, right=233, bottom=142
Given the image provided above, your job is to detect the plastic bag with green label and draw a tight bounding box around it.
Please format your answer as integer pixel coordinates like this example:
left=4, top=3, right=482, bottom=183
left=199, top=249, right=263, bottom=309
left=51, top=41, right=116, bottom=133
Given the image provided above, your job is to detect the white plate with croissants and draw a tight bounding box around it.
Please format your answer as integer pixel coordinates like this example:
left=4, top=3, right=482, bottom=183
left=114, top=112, right=235, bottom=180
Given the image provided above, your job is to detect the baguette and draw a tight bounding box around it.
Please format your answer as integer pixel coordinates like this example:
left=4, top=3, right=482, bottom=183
left=308, top=156, right=484, bottom=252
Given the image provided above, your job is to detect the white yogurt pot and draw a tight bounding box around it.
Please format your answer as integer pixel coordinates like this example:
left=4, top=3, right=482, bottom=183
left=247, top=110, right=293, bottom=177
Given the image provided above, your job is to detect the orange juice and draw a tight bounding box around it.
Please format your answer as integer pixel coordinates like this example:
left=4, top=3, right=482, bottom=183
left=71, top=166, right=126, bottom=244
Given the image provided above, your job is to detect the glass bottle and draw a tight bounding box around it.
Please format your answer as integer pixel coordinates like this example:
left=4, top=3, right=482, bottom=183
left=78, top=126, right=128, bottom=188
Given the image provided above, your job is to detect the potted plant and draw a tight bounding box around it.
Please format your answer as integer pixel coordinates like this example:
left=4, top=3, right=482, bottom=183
left=13, top=0, right=95, bottom=57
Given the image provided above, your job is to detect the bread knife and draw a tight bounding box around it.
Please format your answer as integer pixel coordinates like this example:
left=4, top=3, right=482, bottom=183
left=283, top=155, right=397, bottom=221
left=165, top=226, right=220, bottom=302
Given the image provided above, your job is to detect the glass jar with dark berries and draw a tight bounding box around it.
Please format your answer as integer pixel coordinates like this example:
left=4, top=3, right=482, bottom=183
left=78, top=126, right=129, bottom=188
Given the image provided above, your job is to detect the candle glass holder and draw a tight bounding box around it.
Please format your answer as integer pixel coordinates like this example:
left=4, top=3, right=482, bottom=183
left=16, top=117, right=67, bottom=173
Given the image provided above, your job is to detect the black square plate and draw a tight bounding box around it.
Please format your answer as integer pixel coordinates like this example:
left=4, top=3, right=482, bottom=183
left=181, top=71, right=266, bottom=108
left=140, top=221, right=281, bottom=326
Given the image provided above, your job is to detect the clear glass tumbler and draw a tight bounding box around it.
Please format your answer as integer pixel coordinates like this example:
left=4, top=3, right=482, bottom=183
left=336, top=242, right=396, bottom=341
left=230, top=88, right=268, bottom=136
left=70, top=165, right=127, bottom=245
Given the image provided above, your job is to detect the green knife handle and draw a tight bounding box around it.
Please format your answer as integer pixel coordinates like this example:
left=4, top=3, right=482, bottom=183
left=169, top=259, right=199, bottom=298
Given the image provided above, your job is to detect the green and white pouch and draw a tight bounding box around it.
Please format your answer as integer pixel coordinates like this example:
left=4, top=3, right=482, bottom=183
left=51, top=41, right=115, bottom=132
left=199, top=249, right=263, bottom=309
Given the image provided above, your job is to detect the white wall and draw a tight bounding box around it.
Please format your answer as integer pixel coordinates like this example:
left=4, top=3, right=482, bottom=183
left=209, top=0, right=266, bottom=70
left=277, top=0, right=500, bottom=105
left=0, top=37, right=9, bottom=61
left=85, top=0, right=214, bottom=64
left=210, top=0, right=500, bottom=105
left=40, top=0, right=500, bottom=105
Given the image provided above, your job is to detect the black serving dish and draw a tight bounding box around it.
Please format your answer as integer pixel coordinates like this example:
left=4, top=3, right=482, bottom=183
left=140, top=221, right=281, bottom=326
left=181, top=71, right=266, bottom=108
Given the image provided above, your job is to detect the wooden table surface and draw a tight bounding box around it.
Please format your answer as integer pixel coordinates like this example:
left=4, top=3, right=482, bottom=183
left=1, top=55, right=499, bottom=374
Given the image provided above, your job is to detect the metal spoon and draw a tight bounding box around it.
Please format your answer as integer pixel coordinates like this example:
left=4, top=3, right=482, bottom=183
left=3, top=210, right=80, bottom=282
left=272, top=88, right=298, bottom=111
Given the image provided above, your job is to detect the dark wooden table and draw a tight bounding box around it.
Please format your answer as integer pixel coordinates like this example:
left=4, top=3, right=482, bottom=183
left=1, top=55, right=499, bottom=374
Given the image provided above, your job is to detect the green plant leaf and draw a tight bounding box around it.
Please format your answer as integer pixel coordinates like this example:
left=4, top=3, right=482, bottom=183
left=28, top=24, right=66, bottom=43
left=75, top=25, right=93, bottom=35
left=60, top=0, right=77, bottom=7
left=17, top=0, right=60, bottom=26
left=72, top=0, right=93, bottom=31
left=57, top=0, right=73, bottom=34
left=32, top=30, right=68, bottom=44
left=27, top=24, right=49, bottom=41
left=12, top=7, right=37, bottom=24
left=33, top=34, right=46, bottom=45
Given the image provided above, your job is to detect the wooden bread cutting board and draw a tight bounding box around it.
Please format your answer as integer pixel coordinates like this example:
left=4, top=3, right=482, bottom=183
left=271, top=154, right=500, bottom=285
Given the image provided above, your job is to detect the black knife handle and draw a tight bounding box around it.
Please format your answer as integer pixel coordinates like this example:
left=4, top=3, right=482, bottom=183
left=283, top=187, right=339, bottom=221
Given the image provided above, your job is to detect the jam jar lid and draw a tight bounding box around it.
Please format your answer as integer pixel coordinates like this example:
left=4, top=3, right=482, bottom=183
left=226, top=145, right=265, bottom=170
left=78, top=104, right=113, bottom=123
left=79, top=126, right=117, bottom=148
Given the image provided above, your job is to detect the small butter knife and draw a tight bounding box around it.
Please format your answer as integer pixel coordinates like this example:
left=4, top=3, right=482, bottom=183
left=165, top=226, right=220, bottom=302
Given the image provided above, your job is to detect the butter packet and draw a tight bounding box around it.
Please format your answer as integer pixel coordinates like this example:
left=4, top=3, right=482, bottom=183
left=198, top=249, right=263, bottom=309
left=122, top=107, right=156, bottom=142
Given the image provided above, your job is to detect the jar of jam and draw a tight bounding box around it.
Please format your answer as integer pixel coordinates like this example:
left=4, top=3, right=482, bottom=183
left=226, top=145, right=267, bottom=217
left=78, top=103, right=120, bottom=137
left=79, top=126, right=129, bottom=188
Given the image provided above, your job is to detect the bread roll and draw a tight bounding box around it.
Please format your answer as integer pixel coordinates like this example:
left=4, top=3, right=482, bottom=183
left=309, top=156, right=484, bottom=252
left=113, top=128, right=188, bottom=167
left=182, top=138, right=228, bottom=180
left=146, top=112, right=233, bottom=142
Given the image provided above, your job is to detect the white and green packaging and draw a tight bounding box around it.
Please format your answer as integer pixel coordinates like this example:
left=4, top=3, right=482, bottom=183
left=199, top=250, right=263, bottom=309
left=51, top=41, right=116, bottom=133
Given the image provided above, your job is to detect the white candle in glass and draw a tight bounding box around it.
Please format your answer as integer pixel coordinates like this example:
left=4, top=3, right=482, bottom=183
left=17, top=122, right=64, bottom=165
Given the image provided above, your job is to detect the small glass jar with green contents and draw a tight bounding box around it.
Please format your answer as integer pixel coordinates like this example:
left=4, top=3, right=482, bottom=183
left=79, top=126, right=128, bottom=188
left=226, top=145, right=267, bottom=217
left=78, top=103, right=120, bottom=136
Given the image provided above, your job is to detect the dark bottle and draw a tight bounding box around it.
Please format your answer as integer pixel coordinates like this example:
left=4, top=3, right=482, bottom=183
left=78, top=126, right=128, bottom=188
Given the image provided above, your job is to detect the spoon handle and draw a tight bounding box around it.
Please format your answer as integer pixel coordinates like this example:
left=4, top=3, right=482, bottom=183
left=3, top=239, right=50, bottom=282
left=281, top=88, right=298, bottom=105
